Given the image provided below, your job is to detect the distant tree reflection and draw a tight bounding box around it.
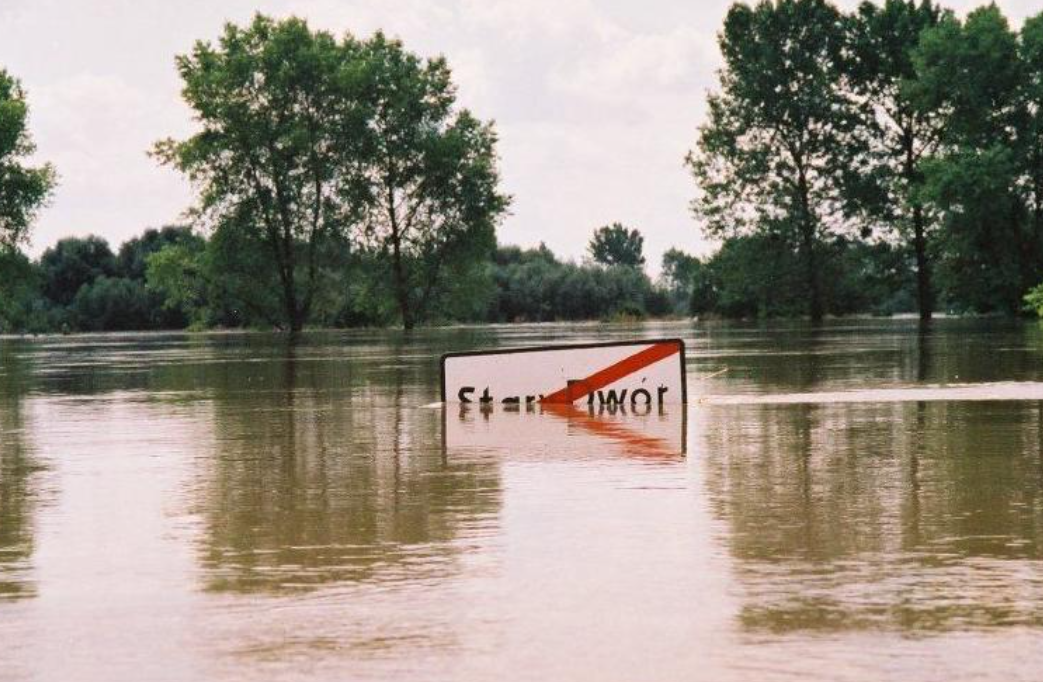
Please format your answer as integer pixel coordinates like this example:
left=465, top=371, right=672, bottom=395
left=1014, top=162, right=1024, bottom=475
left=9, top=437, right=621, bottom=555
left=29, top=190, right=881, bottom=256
left=700, top=399, right=1043, bottom=633
left=0, top=341, right=42, bottom=601
left=196, top=346, right=502, bottom=593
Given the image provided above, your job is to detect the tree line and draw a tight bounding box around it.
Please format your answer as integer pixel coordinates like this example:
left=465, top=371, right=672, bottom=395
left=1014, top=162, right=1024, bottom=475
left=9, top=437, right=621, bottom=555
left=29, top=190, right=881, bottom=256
left=4, top=4, right=1043, bottom=333
left=689, top=0, right=1043, bottom=321
left=0, top=223, right=682, bottom=333
left=1, top=15, right=512, bottom=333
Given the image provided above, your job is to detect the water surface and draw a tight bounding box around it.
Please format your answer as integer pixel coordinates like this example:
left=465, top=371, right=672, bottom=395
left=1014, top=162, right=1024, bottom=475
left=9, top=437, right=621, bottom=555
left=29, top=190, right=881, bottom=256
left=3, top=319, right=1043, bottom=681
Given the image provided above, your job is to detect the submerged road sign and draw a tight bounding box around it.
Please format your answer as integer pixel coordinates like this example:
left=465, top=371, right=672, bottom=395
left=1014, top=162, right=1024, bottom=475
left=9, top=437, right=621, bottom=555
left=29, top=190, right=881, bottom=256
left=440, top=338, right=686, bottom=406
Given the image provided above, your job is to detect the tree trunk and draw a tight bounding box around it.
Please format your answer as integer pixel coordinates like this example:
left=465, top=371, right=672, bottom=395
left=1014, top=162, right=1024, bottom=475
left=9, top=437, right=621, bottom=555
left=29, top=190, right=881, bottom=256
left=390, top=228, right=413, bottom=330
left=384, top=175, right=415, bottom=330
left=796, top=174, right=822, bottom=323
left=270, top=243, right=302, bottom=334
left=802, top=225, right=823, bottom=323
left=397, top=285, right=414, bottom=330
left=905, top=133, right=932, bottom=322
left=912, top=203, right=932, bottom=321
left=284, top=283, right=303, bottom=333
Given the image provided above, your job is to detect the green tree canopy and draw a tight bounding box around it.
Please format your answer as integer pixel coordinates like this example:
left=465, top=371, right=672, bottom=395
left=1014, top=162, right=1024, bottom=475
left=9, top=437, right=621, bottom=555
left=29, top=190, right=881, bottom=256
left=659, top=247, right=704, bottom=314
left=39, top=235, right=116, bottom=306
left=847, top=0, right=944, bottom=320
left=70, top=276, right=152, bottom=332
left=156, top=16, right=507, bottom=331
left=486, top=244, right=664, bottom=323
left=0, top=248, right=47, bottom=333
left=687, top=0, right=867, bottom=321
left=145, top=243, right=210, bottom=328
left=914, top=5, right=1038, bottom=313
left=1020, top=13, right=1043, bottom=234
left=588, top=223, right=645, bottom=268
left=660, top=248, right=699, bottom=290
left=352, top=33, right=509, bottom=329
left=154, top=14, right=371, bottom=332
left=117, top=225, right=202, bottom=281
left=0, top=69, right=55, bottom=252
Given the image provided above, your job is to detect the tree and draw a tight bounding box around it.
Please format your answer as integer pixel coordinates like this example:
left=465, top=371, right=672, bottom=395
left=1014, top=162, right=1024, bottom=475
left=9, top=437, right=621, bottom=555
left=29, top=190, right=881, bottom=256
left=487, top=245, right=563, bottom=321
left=353, top=33, right=509, bottom=329
left=914, top=6, right=1035, bottom=313
left=1016, top=13, right=1043, bottom=259
left=847, top=0, right=944, bottom=320
left=688, top=262, right=719, bottom=316
left=660, top=247, right=719, bottom=316
left=1025, top=281, right=1043, bottom=318
left=484, top=243, right=664, bottom=322
left=661, top=248, right=698, bottom=286
left=588, top=223, right=645, bottom=268
left=154, top=14, right=371, bottom=332
left=117, top=225, right=202, bottom=280
left=687, top=0, right=866, bottom=321
left=0, top=248, right=50, bottom=333
left=39, top=235, right=116, bottom=306
left=705, top=234, right=805, bottom=318
left=70, top=276, right=152, bottom=331
left=660, top=247, right=701, bottom=313
left=692, top=233, right=913, bottom=318
left=145, top=243, right=210, bottom=328
left=0, top=68, right=56, bottom=252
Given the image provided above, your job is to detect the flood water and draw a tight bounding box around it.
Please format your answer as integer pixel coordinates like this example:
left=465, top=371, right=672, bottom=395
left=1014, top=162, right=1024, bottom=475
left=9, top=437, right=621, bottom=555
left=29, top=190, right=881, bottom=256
left=3, top=319, right=1043, bottom=681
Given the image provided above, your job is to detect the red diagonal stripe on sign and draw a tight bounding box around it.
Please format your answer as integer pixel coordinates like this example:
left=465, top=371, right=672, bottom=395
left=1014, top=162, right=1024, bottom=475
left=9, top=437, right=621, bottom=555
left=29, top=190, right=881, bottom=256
left=541, top=402, right=682, bottom=459
left=540, top=341, right=680, bottom=404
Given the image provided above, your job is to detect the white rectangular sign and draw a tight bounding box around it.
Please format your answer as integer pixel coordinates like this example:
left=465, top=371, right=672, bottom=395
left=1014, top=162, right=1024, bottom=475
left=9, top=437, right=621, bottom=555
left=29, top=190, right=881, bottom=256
left=440, top=339, right=687, bottom=406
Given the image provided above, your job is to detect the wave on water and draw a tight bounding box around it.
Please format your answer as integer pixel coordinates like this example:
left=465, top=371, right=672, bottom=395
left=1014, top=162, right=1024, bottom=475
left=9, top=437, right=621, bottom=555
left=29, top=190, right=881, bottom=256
left=699, top=382, right=1043, bottom=405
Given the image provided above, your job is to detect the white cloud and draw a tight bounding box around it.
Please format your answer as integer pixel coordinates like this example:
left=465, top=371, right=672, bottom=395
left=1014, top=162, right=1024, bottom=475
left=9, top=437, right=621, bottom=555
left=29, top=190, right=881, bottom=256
left=458, top=0, right=610, bottom=40
left=23, top=70, right=195, bottom=251
left=550, top=26, right=714, bottom=101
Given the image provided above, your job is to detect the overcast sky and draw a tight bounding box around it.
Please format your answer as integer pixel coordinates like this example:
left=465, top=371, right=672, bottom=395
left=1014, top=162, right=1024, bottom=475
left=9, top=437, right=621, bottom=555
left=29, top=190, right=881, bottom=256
left=2, top=0, right=1039, bottom=272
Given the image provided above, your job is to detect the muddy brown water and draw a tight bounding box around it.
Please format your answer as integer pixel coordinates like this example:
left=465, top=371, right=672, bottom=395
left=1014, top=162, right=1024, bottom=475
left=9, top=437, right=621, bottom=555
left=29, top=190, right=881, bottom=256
left=3, top=319, right=1043, bottom=681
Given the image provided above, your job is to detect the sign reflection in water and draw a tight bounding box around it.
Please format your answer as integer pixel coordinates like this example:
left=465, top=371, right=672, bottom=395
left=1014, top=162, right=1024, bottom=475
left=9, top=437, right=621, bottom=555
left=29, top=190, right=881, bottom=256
left=445, top=402, right=686, bottom=462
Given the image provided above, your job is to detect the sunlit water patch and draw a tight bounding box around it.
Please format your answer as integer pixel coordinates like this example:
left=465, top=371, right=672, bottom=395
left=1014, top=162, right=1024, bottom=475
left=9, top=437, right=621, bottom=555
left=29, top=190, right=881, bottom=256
left=700, top=381, right=1043, bottom=405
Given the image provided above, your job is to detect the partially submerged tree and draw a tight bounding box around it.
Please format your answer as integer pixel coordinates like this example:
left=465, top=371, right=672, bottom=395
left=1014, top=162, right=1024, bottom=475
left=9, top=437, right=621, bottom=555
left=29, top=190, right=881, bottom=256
left=353, top=34, right=509, bottom=329
left=0, top=248, right=46, bottom=333
left=71, top=276, right=152, bottom=332
left=1020, top=13, right=1043, bottom=241
left=145, top=242, right=210, bottom=328
left=154, top=15, right=369, bottom=332
left=157, top=17, right=507, bottom=331
left=914, top=6, right=1033, bottom=313
left=847, top=0, right=945, bottom=320
left=660, top=247, right=702, bottom=313
left=588, top=223, right=645, bottom=268
left=687, top=0, right=866, bottom=321
left=660, top=247, right=698, bottom=290
left=0, top=68, right=55, bottom=251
